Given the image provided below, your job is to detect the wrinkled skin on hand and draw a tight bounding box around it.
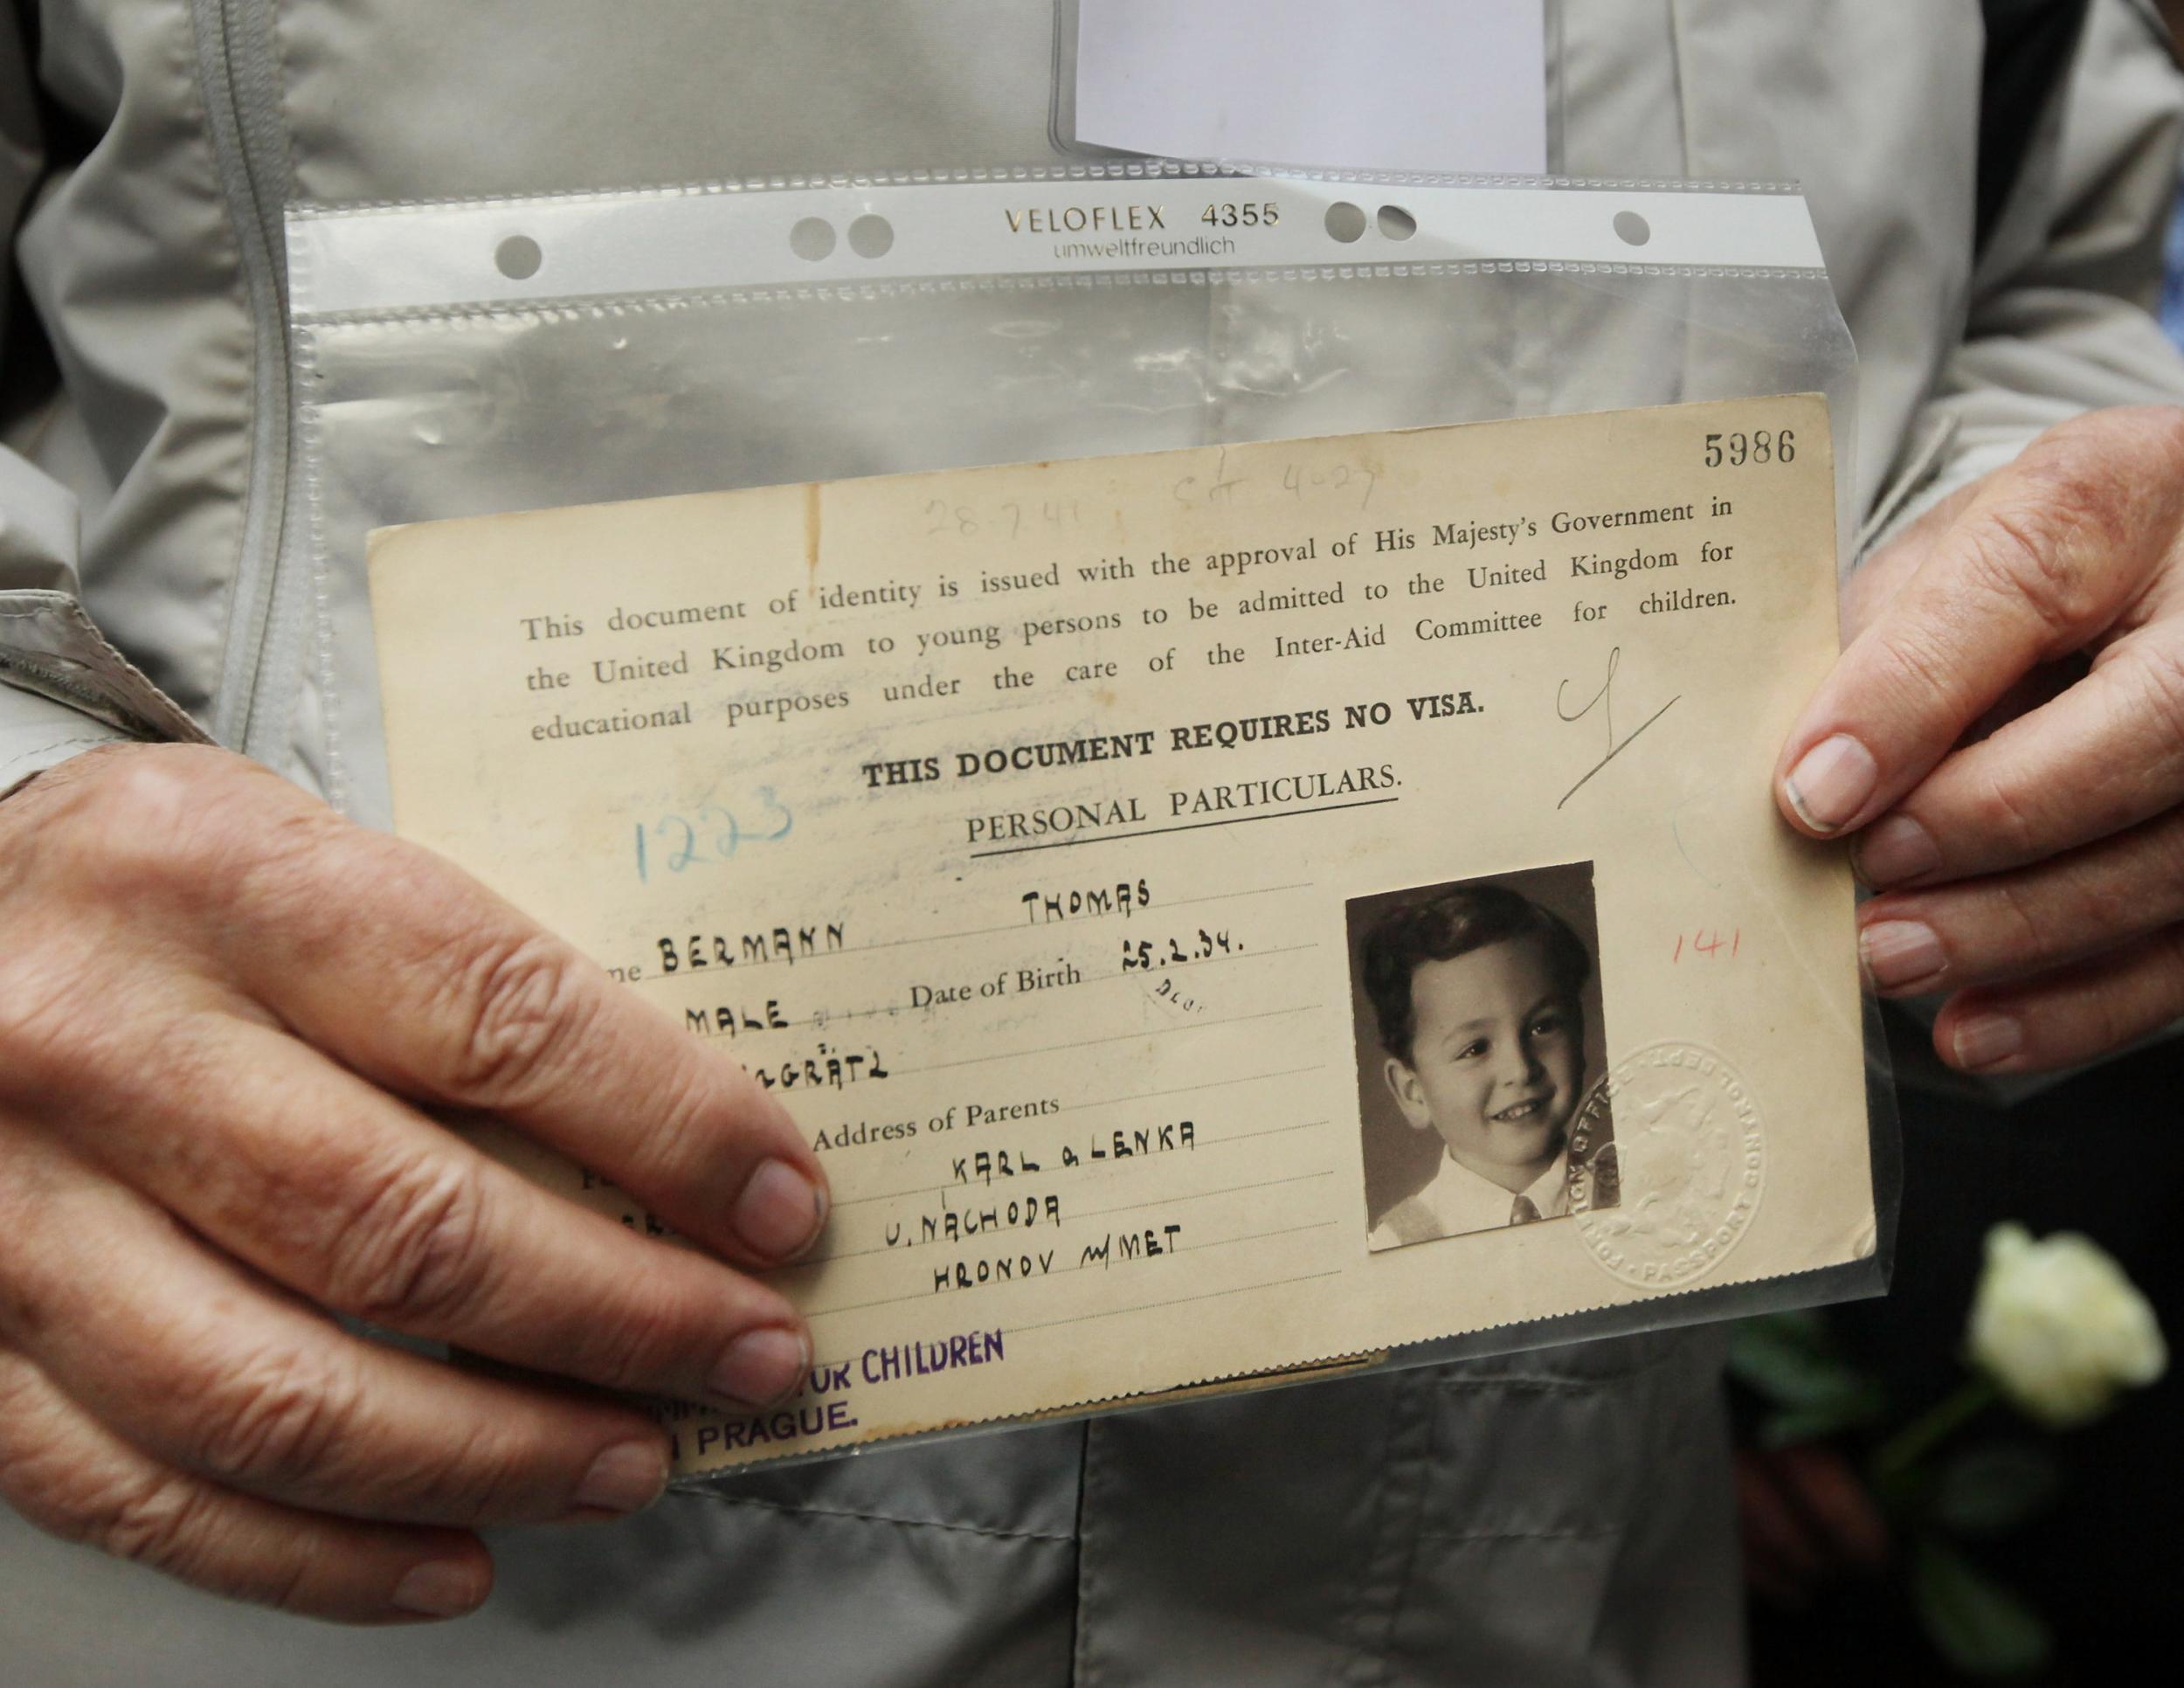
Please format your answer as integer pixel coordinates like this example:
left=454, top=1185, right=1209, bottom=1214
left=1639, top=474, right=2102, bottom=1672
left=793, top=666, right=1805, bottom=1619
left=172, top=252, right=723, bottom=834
left=0, top=744, right=829, bottom=1622
left=1778, top=407, right=2184, bottom=1075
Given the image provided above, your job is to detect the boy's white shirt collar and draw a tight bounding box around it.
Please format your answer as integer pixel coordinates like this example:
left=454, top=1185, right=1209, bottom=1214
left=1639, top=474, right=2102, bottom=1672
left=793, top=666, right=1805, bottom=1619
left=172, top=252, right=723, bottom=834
left=1403, top=1142, right=1571, bottom=1235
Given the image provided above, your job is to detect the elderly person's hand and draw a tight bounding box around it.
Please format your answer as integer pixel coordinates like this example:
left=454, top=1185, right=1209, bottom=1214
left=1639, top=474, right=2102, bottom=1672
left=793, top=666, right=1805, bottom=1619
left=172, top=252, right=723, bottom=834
left=0, top=744, right=828, bottom=1622
left=1777, top=406, right=2184, bottom=1075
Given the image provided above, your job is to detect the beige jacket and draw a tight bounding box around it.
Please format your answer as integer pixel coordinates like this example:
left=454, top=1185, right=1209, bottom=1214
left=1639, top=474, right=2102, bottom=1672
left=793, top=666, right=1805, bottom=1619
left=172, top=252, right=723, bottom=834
left=3, top=3, right=2182, bottom=1684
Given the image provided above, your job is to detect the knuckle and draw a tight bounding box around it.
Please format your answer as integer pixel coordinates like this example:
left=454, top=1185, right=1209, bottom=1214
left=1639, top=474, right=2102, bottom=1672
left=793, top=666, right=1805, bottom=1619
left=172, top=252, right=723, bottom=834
left=2056, top=405, right=2184, bottom=474
left=570, top=1274, right=701, bottom=1390
left=0, top=958, right=93, bottom=1103
left=2151, top=813, right=2184, bottom=905
left=203, top=821, right=373, bottom=980
left=55, top=747, right=249, bottom=897
left=262, top=1552, right=327, bottom=1617
left=2015, top=421, right=2140, bottom=537
left=375, top=1415, right=542, bottom=1525
left=320, top=1150, right=497, bottom=1329
left=7, top=1434, right=320, bottom=1615
left=2134, top=405, right=2184, bottom=472
left=10, top=743, right=171, bottom=834
left=0, top=1261, right=54, bottom=1351
left=0, top=1370, right=92, bottom=1537
left=1964, top=766, right=2048, bottom=863
left=1979, top=872, right=2053, bottom=965
left=619, top=1054, right=735, bottom=1193
left=0, top=1187, right=79, bottom=1354
left=176, top=1326, right=531, bottom=1529
left=0, top=1367, right=250, bottom=1595
left=2125, top=640, right=2184, bottom=760
left=2086, top=973, right=2140, bottom=1063
left=2061, top=853, right=2143, bottom=948
left=0, top=996, right=232, bottom=1168
left=131, top=746, right=342, bottom=910
left=3, top=744, right=339, bottom=955
left=105, top=1006, right=236, bottom=1126
left=441, top=931, right=594, bottom=1103
left=186, top=1343, right=363, bottom=1494
left=91, top=1469, right=218, bottom=1575
left=0, top=910, right=136, bottom=1116
left=1864, top=620, right=1963, bottom=722
left=221, top=804, right=359, bottom=926
left=1963, top=502, right=2107, bottom=649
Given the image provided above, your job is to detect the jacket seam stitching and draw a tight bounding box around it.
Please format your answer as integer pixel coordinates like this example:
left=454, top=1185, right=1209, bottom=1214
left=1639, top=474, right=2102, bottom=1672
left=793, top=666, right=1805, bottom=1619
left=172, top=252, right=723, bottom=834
left=1365, top=1379, right=1441, bottom=1684
left=1332, top=1371, right=1433, bottom=1687
left=1430, top=1376, right=1633, bottom=1395
left=0, top=734, right=120, bottom=771
left=1413, top=1525, right=1621, bottom=1545
left=681, top=1492, right=1074, bottom=1543
left=1429, top=1341, right=1692, bottom=1391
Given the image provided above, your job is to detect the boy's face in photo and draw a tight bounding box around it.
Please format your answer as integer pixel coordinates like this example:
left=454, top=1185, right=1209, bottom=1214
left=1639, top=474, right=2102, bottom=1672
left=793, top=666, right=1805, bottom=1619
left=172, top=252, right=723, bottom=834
left=1384, top=934, right=1586, bottom=1188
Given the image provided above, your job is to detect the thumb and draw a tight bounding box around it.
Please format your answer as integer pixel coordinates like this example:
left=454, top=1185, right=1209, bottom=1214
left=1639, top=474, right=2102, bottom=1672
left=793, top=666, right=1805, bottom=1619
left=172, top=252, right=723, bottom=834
left=1778, top=412, right=2182, bottom=836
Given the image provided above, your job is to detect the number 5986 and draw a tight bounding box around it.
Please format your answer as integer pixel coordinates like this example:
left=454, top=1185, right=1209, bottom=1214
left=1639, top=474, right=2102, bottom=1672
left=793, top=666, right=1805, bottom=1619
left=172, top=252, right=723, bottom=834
left=1704, top=429, right=1794, bottom=468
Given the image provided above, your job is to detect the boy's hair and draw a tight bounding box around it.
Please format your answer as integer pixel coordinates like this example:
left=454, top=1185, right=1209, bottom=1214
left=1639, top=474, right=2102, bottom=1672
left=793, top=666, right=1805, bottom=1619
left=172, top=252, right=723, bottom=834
left=1359, top=882, right=1593, bottom=1062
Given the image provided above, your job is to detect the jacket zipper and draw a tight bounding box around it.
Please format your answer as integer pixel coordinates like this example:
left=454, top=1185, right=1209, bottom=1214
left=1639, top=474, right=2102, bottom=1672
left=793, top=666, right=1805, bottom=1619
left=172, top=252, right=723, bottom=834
left=190, top=0, right=295, bottom=758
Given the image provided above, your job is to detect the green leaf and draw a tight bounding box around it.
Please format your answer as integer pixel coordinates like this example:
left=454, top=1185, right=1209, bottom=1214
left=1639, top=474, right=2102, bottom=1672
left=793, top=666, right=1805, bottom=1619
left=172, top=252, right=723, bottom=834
left=1911, top=1539, right=2055, bottom=1678
left=1931, top=1443, right=2063, bottom=1539
left=1727, top=1311, right=1876, bottom=1412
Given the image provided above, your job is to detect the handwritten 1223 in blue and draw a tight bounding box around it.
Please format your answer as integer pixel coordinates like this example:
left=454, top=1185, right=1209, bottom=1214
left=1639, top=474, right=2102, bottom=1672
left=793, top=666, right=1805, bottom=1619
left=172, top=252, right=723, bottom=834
left=635, top=788, right=792, bottom=882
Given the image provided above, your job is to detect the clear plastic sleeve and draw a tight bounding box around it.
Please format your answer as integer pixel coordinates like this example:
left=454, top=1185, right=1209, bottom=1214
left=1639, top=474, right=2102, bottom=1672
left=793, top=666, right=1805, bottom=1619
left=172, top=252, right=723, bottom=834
left=287, top=165, right=1899, bottom=1473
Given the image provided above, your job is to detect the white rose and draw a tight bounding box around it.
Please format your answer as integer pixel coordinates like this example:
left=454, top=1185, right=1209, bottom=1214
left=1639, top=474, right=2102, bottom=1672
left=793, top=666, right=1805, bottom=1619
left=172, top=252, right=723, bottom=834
left=1966, top=1222, right=2167, bottom=1429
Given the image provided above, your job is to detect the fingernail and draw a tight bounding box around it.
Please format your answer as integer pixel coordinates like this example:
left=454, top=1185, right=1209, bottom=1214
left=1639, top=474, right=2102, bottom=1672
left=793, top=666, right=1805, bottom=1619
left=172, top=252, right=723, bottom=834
left=1784, top=735, right=1878, bottom=834
left=1859, top=920, right=1946, bottom=993
left=1952, top=1013, right=2023, bottom=1071
left=392, top=1560, right=489, bottom=1619
left=573, top=1439, right=668, bottom=1515
left=733, top=1158, right=826, bottom=1260
left=709, top=1325, right=810, bottom=1410
left=1855, top=814, right=1941, bottom=888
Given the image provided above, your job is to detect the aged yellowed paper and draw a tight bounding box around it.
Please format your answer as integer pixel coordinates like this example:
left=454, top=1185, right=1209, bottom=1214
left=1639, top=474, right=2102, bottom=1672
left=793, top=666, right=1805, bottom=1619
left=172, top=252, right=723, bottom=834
left=370, top=394, right=1871, bottom=1477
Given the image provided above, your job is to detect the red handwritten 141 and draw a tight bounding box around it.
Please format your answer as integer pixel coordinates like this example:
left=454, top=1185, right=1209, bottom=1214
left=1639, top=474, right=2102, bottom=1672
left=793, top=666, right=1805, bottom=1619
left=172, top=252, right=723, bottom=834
left=1672, top=929, right=1741, bottom=963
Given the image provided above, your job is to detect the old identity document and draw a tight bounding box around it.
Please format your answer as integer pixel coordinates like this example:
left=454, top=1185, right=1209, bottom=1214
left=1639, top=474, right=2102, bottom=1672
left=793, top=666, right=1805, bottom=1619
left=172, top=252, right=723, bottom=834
left=370, top=395, right=1875, bottom=1477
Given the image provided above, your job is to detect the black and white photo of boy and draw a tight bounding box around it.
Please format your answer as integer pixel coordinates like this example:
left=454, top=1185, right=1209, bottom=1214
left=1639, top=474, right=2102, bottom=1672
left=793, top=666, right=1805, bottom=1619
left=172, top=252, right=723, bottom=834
left=1351, top=865, right=1618, bottom=1249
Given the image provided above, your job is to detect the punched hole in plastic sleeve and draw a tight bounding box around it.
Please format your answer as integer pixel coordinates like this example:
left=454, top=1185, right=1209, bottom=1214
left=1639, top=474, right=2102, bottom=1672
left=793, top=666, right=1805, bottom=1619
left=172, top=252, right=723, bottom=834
left=494, top=234, right=543, bottom=280
left=848, top=214, right=895, bottom=259
left=790, top=217, right=837, bottom=261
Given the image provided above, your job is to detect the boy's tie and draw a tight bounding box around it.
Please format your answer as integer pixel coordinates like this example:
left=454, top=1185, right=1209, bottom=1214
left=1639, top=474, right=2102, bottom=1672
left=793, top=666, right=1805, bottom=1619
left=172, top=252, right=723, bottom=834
left=1510, top=1194, right=1542, bottom=1225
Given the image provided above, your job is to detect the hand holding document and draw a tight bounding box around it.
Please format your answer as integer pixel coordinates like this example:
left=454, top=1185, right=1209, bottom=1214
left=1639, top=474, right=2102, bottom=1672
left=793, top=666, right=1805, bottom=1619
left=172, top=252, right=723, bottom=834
left=370, top=394, right=1875, bottom=1477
